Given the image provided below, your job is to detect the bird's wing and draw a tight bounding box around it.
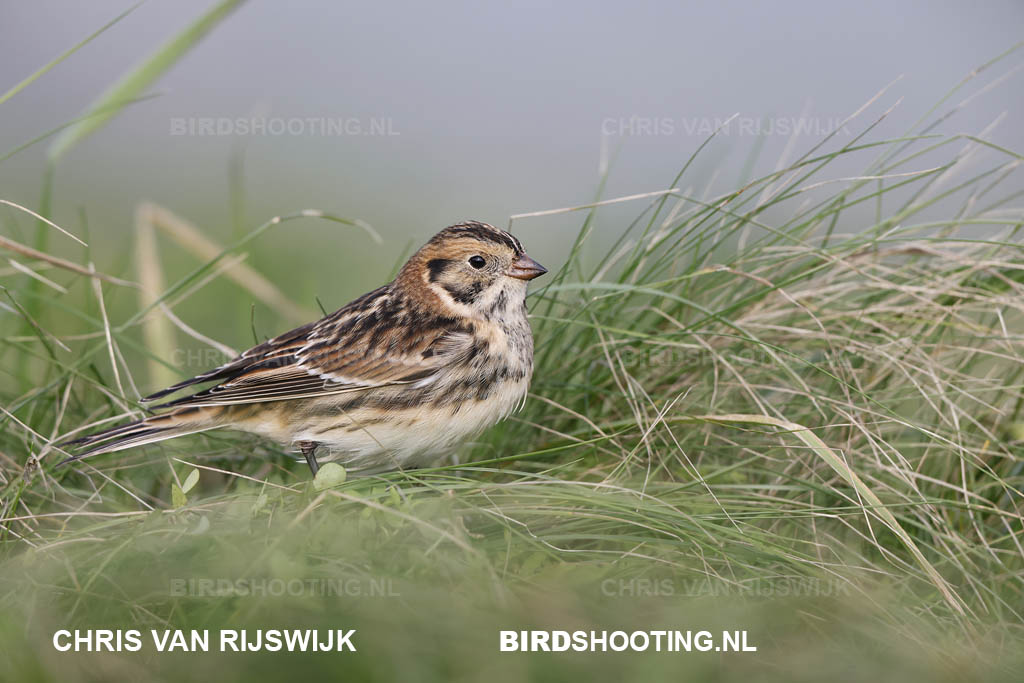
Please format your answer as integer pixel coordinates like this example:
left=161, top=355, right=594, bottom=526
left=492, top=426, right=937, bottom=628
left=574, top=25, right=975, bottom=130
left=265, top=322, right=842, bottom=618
left=141, top=319, right=319, bottom=403
left=145, top=286, right=474, bottom=408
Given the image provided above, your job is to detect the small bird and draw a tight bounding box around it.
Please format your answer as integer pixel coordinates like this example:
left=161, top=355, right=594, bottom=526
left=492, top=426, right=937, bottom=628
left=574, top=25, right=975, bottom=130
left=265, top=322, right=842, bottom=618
left=61, top=221, right=547, bottom=475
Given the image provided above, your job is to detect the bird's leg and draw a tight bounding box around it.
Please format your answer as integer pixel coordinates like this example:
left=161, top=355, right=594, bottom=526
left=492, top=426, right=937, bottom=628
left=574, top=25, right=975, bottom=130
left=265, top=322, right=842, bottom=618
left=297, top=440, right=320, bottom=475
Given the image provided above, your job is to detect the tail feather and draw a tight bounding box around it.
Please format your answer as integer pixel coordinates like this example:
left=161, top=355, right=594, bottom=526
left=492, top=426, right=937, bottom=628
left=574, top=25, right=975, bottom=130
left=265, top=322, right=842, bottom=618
left=57, top=409, right=221, bottom=466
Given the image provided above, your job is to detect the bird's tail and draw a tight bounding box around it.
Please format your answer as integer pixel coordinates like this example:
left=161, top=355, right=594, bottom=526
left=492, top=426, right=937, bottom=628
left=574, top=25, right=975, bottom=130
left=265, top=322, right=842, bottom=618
left=57, top=407, right=222, bottom=466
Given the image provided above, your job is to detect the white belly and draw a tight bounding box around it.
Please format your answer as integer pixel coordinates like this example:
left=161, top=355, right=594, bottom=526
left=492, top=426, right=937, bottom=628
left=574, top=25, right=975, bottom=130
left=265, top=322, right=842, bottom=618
left=292, top=378, right=529, bottom=472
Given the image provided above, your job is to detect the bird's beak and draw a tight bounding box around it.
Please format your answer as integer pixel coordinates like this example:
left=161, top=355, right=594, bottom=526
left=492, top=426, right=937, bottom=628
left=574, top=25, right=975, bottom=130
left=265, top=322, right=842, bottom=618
left=508, top=253, right=548, bottom=281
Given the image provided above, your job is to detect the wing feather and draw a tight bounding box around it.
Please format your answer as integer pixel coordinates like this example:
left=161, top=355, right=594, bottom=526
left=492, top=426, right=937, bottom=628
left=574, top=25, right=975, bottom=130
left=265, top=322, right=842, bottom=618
left=147, top=285, right=472, bottom=409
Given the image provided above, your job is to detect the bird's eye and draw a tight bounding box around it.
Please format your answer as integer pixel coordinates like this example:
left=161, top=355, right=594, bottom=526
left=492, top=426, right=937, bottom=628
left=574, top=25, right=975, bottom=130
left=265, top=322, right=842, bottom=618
left=468, top=255, right=486, bottom=269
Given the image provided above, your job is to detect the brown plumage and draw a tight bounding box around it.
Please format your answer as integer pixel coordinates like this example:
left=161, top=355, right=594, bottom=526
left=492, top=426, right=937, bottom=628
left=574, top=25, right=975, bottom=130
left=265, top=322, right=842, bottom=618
left=60, top=221, right=547, bottom=475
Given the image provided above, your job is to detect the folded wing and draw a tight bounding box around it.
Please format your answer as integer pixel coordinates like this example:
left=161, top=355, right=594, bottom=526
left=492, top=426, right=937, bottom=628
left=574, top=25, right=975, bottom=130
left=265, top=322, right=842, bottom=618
left=145, top=286, right=472, bottom=409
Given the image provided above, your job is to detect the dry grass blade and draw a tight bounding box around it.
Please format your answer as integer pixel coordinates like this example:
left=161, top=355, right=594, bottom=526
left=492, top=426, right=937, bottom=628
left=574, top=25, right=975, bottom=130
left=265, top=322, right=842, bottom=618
left=694, top=413, right=968, bottom=617
left=0, top=233, right=135, bottom=286
left=134, top=204, right=177, bottom=387
left=0, top=199, right=86, bottom=246
left=137, top=201, right=318, bottom=322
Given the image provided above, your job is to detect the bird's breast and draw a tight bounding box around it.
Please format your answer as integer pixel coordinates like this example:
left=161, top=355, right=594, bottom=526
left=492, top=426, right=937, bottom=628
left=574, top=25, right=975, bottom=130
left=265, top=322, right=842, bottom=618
left=287, top=312, right=535, bottom=471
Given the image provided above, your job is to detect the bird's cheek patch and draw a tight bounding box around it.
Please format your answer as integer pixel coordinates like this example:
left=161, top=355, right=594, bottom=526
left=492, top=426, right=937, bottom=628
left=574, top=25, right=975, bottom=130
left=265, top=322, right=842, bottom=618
left=426, top=259, right=453, bottom=282
left=443, top=281, right=484, bottom=305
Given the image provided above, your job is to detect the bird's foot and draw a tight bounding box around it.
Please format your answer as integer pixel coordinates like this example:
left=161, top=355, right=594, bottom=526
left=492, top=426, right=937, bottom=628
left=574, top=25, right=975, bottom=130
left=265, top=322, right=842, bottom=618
left=297, top=440, right=321, bottom=476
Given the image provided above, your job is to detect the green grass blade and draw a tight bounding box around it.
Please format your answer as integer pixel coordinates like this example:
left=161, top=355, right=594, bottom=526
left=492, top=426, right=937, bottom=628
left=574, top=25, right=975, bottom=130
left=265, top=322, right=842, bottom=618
left=694, top=413, right=968, bottom=618
left=0, top=3, right=142, bottom=107
left=47, top=0, right=245, bottom=161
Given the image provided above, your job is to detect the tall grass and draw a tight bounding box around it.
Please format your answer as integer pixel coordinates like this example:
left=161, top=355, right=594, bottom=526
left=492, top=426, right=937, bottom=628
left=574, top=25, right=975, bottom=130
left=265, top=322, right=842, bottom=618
left=1, top=8, right=1023, bottom=680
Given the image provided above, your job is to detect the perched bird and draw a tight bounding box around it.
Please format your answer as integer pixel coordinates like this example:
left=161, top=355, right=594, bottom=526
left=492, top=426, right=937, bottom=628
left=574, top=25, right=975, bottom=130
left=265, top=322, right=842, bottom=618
left=61, top=221, right=547, bottom=475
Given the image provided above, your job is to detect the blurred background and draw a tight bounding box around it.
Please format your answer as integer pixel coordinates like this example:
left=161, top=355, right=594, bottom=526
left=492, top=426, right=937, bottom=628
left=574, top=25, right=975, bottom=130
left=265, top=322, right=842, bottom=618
left=2, top=0, right=1023, bottom=343
left=3, top=7, right=1024, bottom=680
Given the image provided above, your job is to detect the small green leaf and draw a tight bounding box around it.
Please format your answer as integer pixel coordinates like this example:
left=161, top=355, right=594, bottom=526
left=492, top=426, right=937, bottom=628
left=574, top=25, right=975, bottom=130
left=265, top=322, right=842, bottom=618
left=313, top=463, right=347, bottom=491
left=171, top=483, right=187, bottom=509
left=181, top=468, right=200, bottom=494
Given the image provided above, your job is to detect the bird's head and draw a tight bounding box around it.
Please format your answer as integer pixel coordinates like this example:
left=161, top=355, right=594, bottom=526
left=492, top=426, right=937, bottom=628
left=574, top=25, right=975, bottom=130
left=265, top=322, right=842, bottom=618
left=398, top=221, right=547, bottom=319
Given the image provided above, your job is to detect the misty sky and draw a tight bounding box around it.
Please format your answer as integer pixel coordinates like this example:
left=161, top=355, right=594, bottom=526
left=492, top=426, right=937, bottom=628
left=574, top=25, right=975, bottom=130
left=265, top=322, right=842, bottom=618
left=1, top=0, right=1022, bottom=284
